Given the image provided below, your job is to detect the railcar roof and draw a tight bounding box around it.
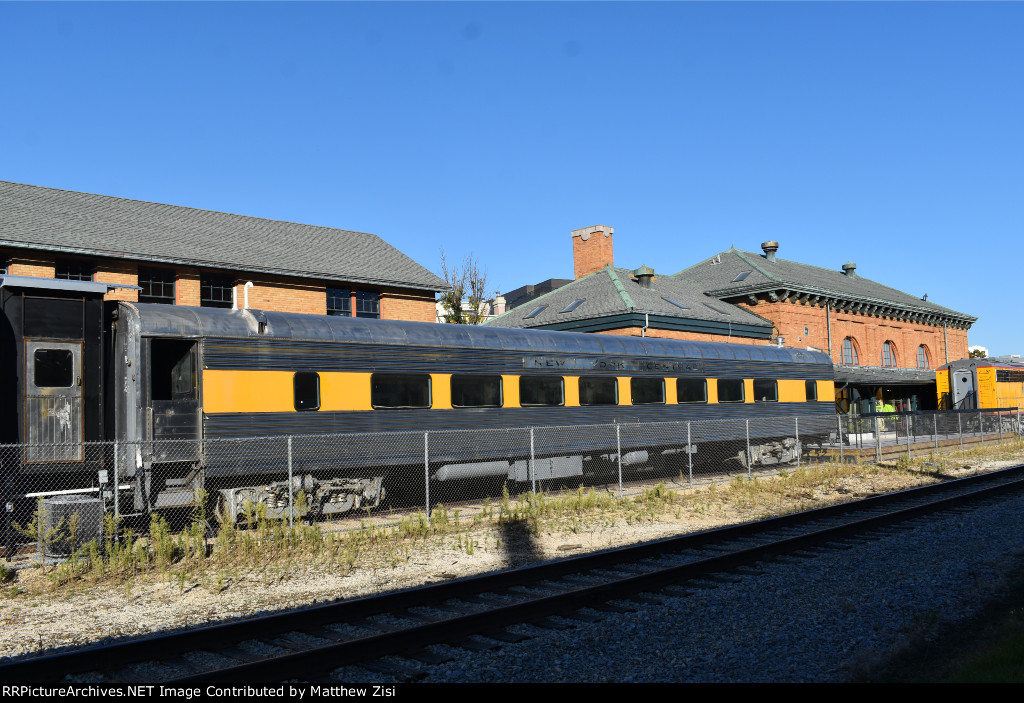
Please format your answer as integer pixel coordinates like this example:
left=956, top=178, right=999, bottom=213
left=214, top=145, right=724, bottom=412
left=940, top=357, right=1024, bottom=371
left=123, top=303, right=833, bottom=366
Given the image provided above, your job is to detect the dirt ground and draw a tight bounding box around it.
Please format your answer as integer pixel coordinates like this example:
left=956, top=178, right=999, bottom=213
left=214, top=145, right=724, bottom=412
left=1, top=453, right=1021, bottom=662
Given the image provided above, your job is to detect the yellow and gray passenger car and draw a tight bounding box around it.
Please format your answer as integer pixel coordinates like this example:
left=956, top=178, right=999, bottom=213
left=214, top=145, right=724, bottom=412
left=0, top=274, right=836, bottom=522
left=110, top=301, right=835, bottom=517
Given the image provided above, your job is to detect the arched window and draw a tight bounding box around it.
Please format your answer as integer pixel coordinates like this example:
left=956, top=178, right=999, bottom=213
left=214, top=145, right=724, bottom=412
left=881, top=341, right=898, bottom=368
left=841, top=337, right=859, bottom=366
left=917, top=345, right=930, bottom=370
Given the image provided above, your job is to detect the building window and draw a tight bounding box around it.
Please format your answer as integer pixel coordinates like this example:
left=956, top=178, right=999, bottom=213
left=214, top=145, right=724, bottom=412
left=138, top=267, right=176, bottom=305
left=917, top=345, right=930, bottom=370
left=0, top=256, right=9, bottom=275
left=327, top=287, right=352, bottom=316
left=355, top=290, right=380, bottom=319
left=841, top=337, right=859, bottom=366
left=881, top=341, right=898, bottom=368
left=55, top=259, right=94, bottom=281
left=200, top=273, right=234, bottom=308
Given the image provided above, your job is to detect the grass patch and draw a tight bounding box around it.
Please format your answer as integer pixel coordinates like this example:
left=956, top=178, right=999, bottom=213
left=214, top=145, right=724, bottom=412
left=2, top=438, right=1022, bottom=603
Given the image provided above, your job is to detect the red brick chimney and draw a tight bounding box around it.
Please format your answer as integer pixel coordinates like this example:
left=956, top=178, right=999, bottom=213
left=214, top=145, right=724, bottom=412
left=571, top=225, right=614, bottom=279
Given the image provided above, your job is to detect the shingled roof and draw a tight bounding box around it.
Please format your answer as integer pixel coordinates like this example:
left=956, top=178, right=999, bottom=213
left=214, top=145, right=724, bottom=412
left=486, top=264, right=774, bottom=339
left=0, top=181, right=447, bottom=292
left=675, top=246, right=975, bottom=329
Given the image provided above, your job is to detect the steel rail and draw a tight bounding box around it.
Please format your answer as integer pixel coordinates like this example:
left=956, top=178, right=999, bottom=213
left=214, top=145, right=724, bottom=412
left=3, top=464, right=1023, bottom=683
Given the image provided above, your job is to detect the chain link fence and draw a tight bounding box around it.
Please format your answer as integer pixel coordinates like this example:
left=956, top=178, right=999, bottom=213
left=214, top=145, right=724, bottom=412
left=2, top=408, right=1021, bottom=556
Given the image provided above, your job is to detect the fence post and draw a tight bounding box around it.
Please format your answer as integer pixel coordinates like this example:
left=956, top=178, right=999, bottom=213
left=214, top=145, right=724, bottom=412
left=530, top=427, right=536, bottom=496
left=616, top=424, right=622, bottom=499
left=1018, top=407, right=1021, bottom=442
left=424, top=432, right=430, bottom=524
left=287, top=436, right=293, bottom=529
left=837, top=414, right=843, bottom=464
left=958, top=412, right=963, bottom=452
left=795, top=417, right=800, bottom=468
left=906, top=416, right=911, bottom=459
left=687, top=421, right=693, bottom=487
left=745, top=419, right=751, bottom=477
left=979, top=410, right=984, bottom=445
left=113, top=440, right=120, bottom=522
left=933, top=413, right=938, bottom=452
left=874, top=415, right=881, bottom=463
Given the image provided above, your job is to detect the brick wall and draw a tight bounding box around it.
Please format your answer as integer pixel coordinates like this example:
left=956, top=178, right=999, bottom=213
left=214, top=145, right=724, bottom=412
left=735, top=298, right=969, bottom=368
left=232, top=275, right=327, bottom=315
left=96, top=261, right=138, bottom=302
left=380, top=289, right=436, bottom=323
left=176, top=268, right=201, bottom=307
left=571, top=225, right=614, bottom=280
left=8, top=251, right=55, bottom=279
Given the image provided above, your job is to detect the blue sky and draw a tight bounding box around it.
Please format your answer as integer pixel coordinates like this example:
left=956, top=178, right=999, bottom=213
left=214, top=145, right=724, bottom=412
left=2, top=2, right=1021, bottom=355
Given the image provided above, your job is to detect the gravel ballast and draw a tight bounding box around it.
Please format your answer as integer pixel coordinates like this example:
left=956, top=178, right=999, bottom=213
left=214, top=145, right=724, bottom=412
left=396, top=491, right=1024, bottom=683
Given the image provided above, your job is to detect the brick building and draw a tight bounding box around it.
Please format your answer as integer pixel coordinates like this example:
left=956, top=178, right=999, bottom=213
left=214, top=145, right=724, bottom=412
left=489, top=226, right=977, bottom=411
left=0, top=181, right=446, bottom=320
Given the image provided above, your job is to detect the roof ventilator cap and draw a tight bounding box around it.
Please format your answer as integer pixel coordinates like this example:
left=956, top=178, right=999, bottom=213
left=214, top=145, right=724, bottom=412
left=761, top=241, right=779, bottom=262
left=842, top=261, right=857, bottom=278
left=633, top=265, right=655, bottom=289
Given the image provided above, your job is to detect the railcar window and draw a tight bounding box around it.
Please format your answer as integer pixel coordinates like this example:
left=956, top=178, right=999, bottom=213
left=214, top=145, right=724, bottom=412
left=151, top=340, right=198, bottom=401
left=717, top=379, right=745, bottom=403
left=753, top=379, right=778, bottom=402
left=631, top=378, right=665, bottom=405
left=520, top=376, right=564, bottom=406
left=34, top=349, right=73, bottom=388
left=579, top=377, right=618, bottom=405
left=677, top=378, right=707, bottom=403
left=805, top=380, right=818, bottom=401
left=371, top=373, right=431, bottom=409
left=293, top=372, right=321, bottom=411
left=451, top=375, right=502, bottom=408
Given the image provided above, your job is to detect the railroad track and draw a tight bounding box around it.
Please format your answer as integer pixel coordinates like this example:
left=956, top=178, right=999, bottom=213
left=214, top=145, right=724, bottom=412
left=4, top=464, right=1024, bottom=683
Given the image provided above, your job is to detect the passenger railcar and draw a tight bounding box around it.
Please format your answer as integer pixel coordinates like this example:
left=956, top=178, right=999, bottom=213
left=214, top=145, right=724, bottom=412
left=1, top=276, right=836, bottom=522
left=937, top=357, right=1024, bottom=410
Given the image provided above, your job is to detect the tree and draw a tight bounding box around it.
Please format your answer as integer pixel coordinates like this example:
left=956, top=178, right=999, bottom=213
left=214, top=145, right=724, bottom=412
left=968, top=345, right=988, bottom=359
left=439, top=250, right=490, bottom=325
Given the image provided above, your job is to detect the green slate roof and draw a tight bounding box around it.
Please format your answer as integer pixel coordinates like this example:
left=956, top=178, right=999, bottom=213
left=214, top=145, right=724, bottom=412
left=486, top=265, right=774, bottom=338
left=674, top=246, right=974, bottom=328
